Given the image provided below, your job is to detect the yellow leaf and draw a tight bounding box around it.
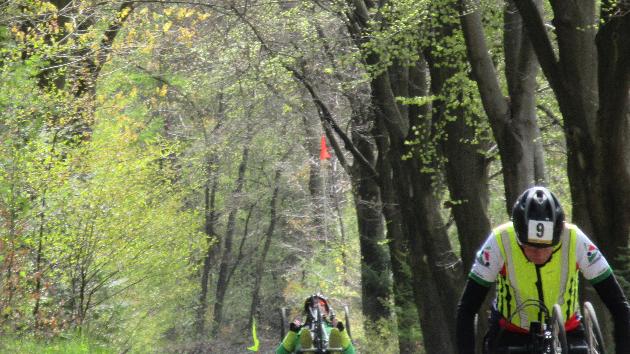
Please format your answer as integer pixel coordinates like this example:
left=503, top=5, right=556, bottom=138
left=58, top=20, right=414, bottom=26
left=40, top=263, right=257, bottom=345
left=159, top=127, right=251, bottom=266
left=163, top=21, right=172, bottom=32
left=119, top=6, right=131, bottom=19
left=177, top=8, right=186, bottom=20
left=159, top=84, right=168, bottom=97
left=178, top=27, right=195, bottom=45
left=64, top=22, right=74, bottom=32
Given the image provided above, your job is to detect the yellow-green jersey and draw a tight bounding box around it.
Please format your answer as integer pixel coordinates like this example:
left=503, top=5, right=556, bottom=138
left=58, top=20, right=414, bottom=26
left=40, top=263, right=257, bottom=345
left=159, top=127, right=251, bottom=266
left=469, top=222, right=611, bottom=331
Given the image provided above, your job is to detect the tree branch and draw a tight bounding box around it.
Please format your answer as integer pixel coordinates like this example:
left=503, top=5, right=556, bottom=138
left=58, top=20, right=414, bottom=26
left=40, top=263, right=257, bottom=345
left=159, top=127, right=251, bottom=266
left=536, top=104, right=562, bottom=128
left=322, top=120, right=351, bottom=173
left=512, top=0, right=563, bottom=93
left=459, top=0, right=510, bottom=133
left=230, top=5, right=378, bottom=179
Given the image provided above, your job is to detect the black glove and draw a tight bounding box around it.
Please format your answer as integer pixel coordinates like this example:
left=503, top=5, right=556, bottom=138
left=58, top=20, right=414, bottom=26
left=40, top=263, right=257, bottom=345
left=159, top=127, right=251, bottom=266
left=289, top=321, right=301, bottom=332
left=336, top=321, right=344, bottom=331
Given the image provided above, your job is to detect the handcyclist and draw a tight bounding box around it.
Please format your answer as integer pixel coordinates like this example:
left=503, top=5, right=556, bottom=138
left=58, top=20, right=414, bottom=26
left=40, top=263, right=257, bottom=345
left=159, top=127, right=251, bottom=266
left=456, top=186, right=630, bottom=353
left=276, top=293, right=355, bottom=354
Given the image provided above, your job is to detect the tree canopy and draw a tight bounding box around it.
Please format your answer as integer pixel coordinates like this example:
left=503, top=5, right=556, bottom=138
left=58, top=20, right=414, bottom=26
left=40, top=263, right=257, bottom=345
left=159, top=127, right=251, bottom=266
left=0, top=0, right=628, bottom=352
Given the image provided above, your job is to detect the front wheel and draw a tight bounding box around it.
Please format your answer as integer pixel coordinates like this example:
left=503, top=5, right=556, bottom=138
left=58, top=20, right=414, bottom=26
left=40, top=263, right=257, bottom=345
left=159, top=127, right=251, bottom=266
left=550, top=304, right=568, bottom=354
left=583, top=301, right=606, bottom=354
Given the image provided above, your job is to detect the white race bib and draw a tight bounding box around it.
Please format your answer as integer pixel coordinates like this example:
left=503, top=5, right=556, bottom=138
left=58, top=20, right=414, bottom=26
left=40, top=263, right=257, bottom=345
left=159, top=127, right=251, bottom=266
left=527, top=220, right=554, bottom=244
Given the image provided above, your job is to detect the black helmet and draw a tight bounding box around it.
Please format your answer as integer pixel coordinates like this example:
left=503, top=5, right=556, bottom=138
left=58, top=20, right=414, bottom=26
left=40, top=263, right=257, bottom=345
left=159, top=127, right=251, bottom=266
left=511, top=186, right=565, bottom=248
left=304, top=293, right=332, bottom=319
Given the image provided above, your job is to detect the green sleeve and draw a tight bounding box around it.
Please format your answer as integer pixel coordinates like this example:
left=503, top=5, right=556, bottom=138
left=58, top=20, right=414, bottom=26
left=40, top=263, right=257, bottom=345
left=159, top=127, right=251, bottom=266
left=324, top=322, right=355, bottom=354
left=275, top=331, right=298, bottom=354
left=275, top=344, right=291, bottom=354
left=589, top=267, right=613, bottom=285
left=343, top=343, right=356, bottom=354
left=468, top=272, right=493, bottom=287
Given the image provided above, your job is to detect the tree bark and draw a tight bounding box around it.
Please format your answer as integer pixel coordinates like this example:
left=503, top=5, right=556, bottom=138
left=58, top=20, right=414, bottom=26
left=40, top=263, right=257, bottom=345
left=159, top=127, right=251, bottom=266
left=369, top=59, right=462, bottom=349
left=513, top=1, right=629, bottom=347
left=212, top=145, right=250, bottom=336
left=350, top=119, right=393, bottom=327
left=373, top=131, right=429, bottom=353
left=594, top=6, right=630, bottom=267
left=194, top=94, right=226, bottom=336
left=513, top=0, right=630, bottom=265
left=344, top=0, right=465, bottom=349
left=248, top=169, right=282, bottom=329
left=194, top=159, right=220, bottom=336
left=302, top=115, right=328, bottom=241
left=459, top=0, right=545, bottom=213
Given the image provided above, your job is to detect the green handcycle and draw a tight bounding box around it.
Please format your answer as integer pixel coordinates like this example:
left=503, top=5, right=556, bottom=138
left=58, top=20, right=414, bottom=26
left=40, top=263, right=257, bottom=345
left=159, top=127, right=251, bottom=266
left=279, top=303, right=352, bottom=353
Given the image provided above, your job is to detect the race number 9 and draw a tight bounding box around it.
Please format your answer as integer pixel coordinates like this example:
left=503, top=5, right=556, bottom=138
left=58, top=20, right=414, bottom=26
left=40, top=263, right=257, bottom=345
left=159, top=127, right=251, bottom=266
left=528, top=220, right=554, bottom=243
left=536, top=223, right=544, bottom=238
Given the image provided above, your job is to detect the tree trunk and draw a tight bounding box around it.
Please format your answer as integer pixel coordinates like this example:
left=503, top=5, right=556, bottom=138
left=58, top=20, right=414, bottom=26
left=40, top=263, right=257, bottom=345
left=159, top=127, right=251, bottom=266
left=303, top=115, right=328, bottom=242
left=512, top=0, right=629, bottom=348
left=459, top=0, right=545, bottom=213
left=248, top=169, right=282, bottom=329
left=345, top=0, right=464, bottom=345
left=374, top=137, right=428, bottom=353
left=503, top=0, right=547, bottom=185
left=212, top=145, right=250, bottom=336
left=194, top=159, right=220, bottom=336
left=512, top=0, right=630, bottom=262
left=370, top=68, right=462, bottom=350
left=194, top=93, right=225, bottom=336
left=350, top=122, right=393, bottom=329
left=594, top=5, right=630, bottom=268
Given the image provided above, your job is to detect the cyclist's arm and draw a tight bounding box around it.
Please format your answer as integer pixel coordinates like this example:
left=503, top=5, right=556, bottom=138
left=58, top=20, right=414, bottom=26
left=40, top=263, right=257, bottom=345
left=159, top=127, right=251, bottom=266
left=275, top=331, right=299, bottom=354
left=575, top=228, right=630, bottom=353
left=342, top=342, right=356, bottom=354
left=456, top=278, right=490, bottom=354
left=593, top=273, right=630, bottom=354
left=275, top=343, right=291, bottom=354
left=457, top=233, right=502, bottom=354
left=328, top=322, right=355, bottom=354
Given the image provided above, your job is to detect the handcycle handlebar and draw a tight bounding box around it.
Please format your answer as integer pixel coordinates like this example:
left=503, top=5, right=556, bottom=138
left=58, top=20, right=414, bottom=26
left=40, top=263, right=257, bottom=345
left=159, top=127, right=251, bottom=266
left=504, top=346, right=532, bottom=353
left=298, top=348, right=344, bottom=353
left=490, top=301, right=605, bottom=354
left=491, top=301, right=567, bottom=354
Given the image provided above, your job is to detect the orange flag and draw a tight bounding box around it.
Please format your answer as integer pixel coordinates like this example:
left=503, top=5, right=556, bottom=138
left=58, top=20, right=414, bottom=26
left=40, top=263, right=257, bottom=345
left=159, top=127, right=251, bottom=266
left=320, top=135, right=331, bottom=160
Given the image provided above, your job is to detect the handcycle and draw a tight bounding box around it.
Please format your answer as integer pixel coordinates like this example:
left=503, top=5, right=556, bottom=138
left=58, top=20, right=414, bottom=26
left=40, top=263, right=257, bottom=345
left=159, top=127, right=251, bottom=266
left=488, top=300, right=605, bottom=354
left=489, top=300, right=567, bottom=354
left=279, top=301, right=352, bottom=353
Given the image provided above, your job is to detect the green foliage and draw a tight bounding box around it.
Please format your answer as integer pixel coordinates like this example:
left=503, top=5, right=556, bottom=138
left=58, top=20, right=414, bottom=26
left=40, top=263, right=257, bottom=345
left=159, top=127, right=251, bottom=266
left=363, top=317, right=421, bottom=354
left=1, top=0, right=579, bottom=351
left=0, top=333, right=112, bottom=354
left=361, top=0, right=430, bottom=74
